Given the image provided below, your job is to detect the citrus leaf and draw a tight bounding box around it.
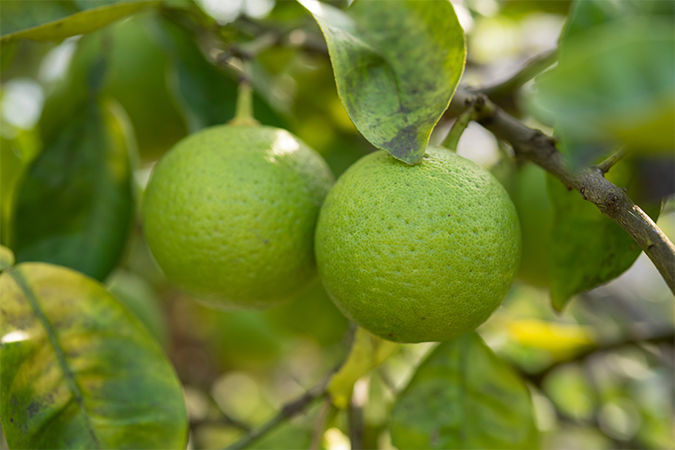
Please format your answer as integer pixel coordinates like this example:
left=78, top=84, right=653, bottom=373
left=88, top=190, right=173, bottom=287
left=546, top=162, right=661, bottom=310
left=561, top=0, right=674, bottom=54
left=0, top=130, right=41, bottom=246
left=391, top=332, right=539, bottom=449
left=152, top=17, right=285, bottom=132
left=0, top=245, right=14, bottom=270
left=391, top=332, right=538, bottom=450
left=12, top=100, right=134, bottom=281
left=530, top=19, right=675, bottom=161
left=328, top=327, right=398, bottom=409
left=0, top=1, right=157, bottom=44
left=0, top=262, right=188, bottom=449
left=299, top=0, right=465, bottom=165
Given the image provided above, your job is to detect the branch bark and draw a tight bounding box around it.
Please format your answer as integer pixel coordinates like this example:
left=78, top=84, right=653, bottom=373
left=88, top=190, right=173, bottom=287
left=446, top=88, right=675, bottom=294
left=224, top=376, right=331, bottom=450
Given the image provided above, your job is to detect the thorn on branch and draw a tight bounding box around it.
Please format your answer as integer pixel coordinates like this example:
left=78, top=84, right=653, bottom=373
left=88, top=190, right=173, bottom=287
left=596, top=147, right=630, bottom=174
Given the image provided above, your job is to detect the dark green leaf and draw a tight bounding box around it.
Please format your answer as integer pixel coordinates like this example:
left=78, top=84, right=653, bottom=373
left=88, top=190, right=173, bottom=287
left=391, top=332, right=539, bottom=449
left=300, top=0, right=465, bottom=165
left=0, top=1, right=156, bottom=44
left=151, top=17, right=285, bottom=132
left=0, top=262, right=188, bottom=449
left=546, top=156, right=661, bottom=310
left=0, top=130, right=41, bottom=246
left=12, top=100, right=134, bottom=281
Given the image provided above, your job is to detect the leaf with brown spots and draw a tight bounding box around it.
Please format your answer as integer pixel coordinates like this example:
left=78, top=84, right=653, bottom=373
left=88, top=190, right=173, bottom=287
left=299, top=0, right=466, bottom=165
left=0, top=262, right=187, bottom=449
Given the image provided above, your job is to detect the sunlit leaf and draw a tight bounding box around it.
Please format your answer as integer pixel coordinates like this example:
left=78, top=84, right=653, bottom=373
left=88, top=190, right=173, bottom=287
left=0, top=1, right=157, bottom=44
left=391, top=332, right=539, bottom=449
left=300, top=0, right=465, bottom=165
left=12, top=100, right=135, bottom=281
left=0, top=262, right=188, bottom=449
left=0, top=245, right=14, bottom=270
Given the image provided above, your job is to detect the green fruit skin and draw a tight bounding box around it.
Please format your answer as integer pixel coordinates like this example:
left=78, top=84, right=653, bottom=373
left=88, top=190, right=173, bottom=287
left=143, top=125, right=334, bottom=309
left=315, top=148, right=521, bottom=343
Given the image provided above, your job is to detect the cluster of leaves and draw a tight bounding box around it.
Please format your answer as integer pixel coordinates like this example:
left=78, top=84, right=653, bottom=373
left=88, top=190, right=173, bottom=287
left=0, top=0, right=672, bottom=449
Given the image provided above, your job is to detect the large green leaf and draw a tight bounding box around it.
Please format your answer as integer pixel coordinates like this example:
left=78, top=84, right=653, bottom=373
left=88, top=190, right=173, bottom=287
left=151, top=17, right=285, bottom=132
left=12, top=100, right=134, bottom=281
left=300, top=0, right=465, bottom=165
left=0, top=1, right=156, bottom=44
left=530, top=17, right=674, bottom=160
left=0, top=262, right=187, bottom=449
left=546, top=156, right=661, bottom=310
left=391, top=333, right=539, bottom=449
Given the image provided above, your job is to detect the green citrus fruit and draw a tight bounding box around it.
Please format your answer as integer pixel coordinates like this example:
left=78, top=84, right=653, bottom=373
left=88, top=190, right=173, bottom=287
left=315, top=147, right=521, bottom=343
left=142, top=124, right=334, bottom=309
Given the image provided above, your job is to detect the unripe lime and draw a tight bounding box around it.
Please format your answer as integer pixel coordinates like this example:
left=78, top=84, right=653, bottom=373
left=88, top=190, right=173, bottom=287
left=315, top=147, right=521, bottom=343
left=142, top=124, right=333, bottom=309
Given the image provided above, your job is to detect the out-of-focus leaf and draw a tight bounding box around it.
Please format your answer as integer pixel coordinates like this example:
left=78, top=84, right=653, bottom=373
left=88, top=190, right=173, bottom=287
left=561, top=0, right=674, bottom=52
left=0, top=1, right=156, bottom=44
left=391, top=332, right=539, bottom=449
left=328, top=327, right=399, bottom=409
left=106, top=270, right=169, bottom=348
left=300, top=0, right=465, bottom=165
left=542, top=364, right=595, bottom=421
left=547, top=150, right=661, bottom=310
left=0, top=262, right=187, bottom=449
left=0, top=129, right=41, bottom=245
left=103, top=13, right=188, bottom=161
left=530, top=19, right=674, bottom=161
left=505, top=319, right=593, bottom=358
left=494, top=161, right=553, bottom=287
left=12, top=100, right=134, bottom=281
left=0, top=245, right=14, bottom=270
left=151, top=18, right=285, bottom=132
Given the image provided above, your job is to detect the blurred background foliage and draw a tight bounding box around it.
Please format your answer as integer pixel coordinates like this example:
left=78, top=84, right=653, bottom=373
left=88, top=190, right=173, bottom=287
left=1, top=0, right=673, bottom=449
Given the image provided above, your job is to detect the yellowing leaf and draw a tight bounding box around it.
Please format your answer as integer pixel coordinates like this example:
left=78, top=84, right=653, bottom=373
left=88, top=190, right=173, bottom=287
left=506, top=319, right=594, bottom=357
left=0, top=262, right=188, bottom=448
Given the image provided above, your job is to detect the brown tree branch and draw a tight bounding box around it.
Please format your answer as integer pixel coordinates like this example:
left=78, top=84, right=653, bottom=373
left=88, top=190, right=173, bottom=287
left=524, top=329, right=674, bottom=387
left=224, top=376, right=331, bottom=450
left=446, top=88, right=675, bottom=294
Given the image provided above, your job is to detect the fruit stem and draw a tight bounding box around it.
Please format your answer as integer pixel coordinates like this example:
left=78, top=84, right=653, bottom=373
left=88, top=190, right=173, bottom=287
left=442, top=99, right=477, bottom=152
left=229, top=61, right=259, bottom=126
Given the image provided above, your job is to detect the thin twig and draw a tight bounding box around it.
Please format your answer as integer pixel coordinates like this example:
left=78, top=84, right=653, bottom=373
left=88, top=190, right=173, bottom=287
left=596, top=147, right=630, bottom=174
left=310, top=398, right=332, bottom=450
left=481, top=49, right=557, bottom=104
left=348, top=400, right=364, bottom=450
left=447, top=88, right=675, bottom=294
left=224, top=376, right=331, bottom=450
left=524, top=330, right=674, bottom=387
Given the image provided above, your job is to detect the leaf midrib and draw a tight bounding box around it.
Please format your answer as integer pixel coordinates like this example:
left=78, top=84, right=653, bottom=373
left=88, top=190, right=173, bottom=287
left=7, top=268, right=100, bottom=448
